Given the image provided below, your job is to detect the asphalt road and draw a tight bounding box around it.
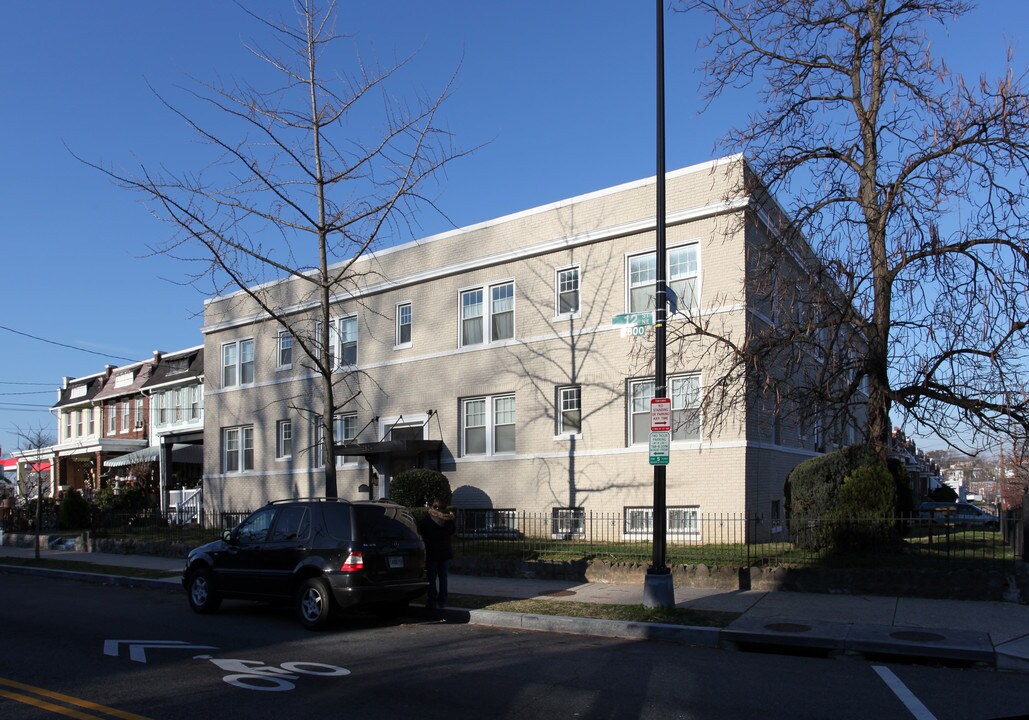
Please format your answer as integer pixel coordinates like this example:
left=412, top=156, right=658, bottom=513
left=1, top=573, right=1027, bottom=720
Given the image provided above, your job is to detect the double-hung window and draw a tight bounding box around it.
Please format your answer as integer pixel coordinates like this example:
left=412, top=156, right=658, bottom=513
left=460, top=282, right=514, bottom=347
left=134, top=398, right=144, bottom=429
left=223, top=425, right=254, bottom=473
left=75, top=410, right=83, bottom=437
left=557, top=386, right=581, bottom=435
left=222, top=339, right=254, bottom=388
left=314, top=413, right=359, bottom=466
left=556, top=266, right=580, bottom=316
left=460, top=289, right=484, bottom=346
left=65, top=413, right=72, bottom=440
left=627, top=244, right=699, bottom=314
left=120, top=400, right=130, bottom=432
left=87, top=408, right=95, bottom=435
left=321, top=316, right=358, bottom=369
left=396, top=303, right=412, bottom=347
left=277, top=331, right=293, bottom=369
left=491, top=283, right=514, bottom=341
left=334, top=413, right=359, bottom=465
left=629, top=373, right=701, bottom=444
left=462, top=394, right=516, bottom=456
left=189, top=386, right=203, bottom=421
left=107, top=404, right=117, bottom=434
left=276, top=420, right=292, bottom=460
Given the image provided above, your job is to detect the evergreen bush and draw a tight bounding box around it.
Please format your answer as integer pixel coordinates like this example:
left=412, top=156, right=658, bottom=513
left=58, top=490, right=92, bottom=530
left=390, top=468, right=452, bottom=508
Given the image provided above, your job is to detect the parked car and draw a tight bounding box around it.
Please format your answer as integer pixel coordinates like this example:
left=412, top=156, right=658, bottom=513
left=917, top=501, right=999, bottom=530
left=183, top=498, right=428, bottom=629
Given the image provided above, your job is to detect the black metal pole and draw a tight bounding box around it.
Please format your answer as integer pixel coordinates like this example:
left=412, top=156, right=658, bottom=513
left=644, top=0, right=674, bottom=608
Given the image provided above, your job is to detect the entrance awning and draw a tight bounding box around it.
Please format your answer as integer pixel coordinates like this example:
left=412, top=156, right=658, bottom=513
left=335, top=439, right=443, bottom=457
left=103, top=444, right=203, bottom=468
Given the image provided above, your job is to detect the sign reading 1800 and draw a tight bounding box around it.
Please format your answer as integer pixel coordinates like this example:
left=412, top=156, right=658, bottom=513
left=612, top=312, right=654, bottom=337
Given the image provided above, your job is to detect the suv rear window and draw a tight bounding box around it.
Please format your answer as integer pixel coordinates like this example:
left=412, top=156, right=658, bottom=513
left=353, top=505, right=421, bottom=542
left=322, top=504, right=354, bottom=541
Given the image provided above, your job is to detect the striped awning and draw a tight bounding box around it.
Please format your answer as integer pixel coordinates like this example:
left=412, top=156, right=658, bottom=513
left=103, top=444, right=202, bottom=468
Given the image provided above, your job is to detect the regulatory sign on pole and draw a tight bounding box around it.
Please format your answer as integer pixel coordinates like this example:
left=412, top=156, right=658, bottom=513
left=650, top=397, right=671, bottom=431
left=649, top=431, right=670, bottom=465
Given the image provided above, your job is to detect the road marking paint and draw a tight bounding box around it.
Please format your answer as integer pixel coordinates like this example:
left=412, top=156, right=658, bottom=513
left=0, top=677, right=152, bottom=720
left=872, top=666, right=938, bottom=720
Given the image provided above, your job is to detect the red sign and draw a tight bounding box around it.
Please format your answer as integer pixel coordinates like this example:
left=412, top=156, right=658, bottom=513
left=650, top=397, right=671, bottom=431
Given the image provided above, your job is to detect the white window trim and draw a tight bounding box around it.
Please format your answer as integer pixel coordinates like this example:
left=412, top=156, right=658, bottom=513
left=322, top=315, right=358, bottom=370
left=461, top=395, right=516, bottom=456
left=221, top=338, right=255, bottom=388
left=624, top=242, right=701, bottom=315
left=628, top=373, right=703, bottom=446
left=222, top=425, right=254, bottom=474
left=555, top=385, right=583, bottom=440
left=458, top=280, right=516, bottom=348
left=276, top=419, right=292, bottom=461
left=276, top=331, right=293, bottom=371
left=623, top=505, right=701, bottom=539
left=395, top=302, right=413, bottom=350
left=554, top=265, right=581, bottom=320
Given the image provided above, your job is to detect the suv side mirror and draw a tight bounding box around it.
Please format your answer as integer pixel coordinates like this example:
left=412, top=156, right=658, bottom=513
left=223, top=529, right=237, bottom=543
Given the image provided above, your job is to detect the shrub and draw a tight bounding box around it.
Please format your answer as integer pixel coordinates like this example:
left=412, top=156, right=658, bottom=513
left=58, top=490, right=92, bottom=530
left=831, top=464, right=899, bottom=552
left=785, top=444, right=914, bottom=550
left=390, top=468, right=452, bottom=508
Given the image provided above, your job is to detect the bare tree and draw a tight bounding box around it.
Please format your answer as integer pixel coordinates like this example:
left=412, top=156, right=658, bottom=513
left=81, top=1, right=469, bottom=496
left=15, top=424, right=54, bottom=559
left=678, top=0, right=1029, bottom=460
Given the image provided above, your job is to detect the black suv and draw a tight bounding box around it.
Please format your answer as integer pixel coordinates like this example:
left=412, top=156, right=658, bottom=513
left=183, top=499, right=428, bottom=629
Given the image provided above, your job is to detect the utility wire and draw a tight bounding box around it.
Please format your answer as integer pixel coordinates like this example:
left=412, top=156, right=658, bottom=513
left=0, top=324, right=136, bottom=362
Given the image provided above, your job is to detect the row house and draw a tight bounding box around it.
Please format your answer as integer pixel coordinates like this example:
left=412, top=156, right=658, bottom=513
left=18, top=348, right=205, bottom=509
left=201, top=156, right=865, bottom=540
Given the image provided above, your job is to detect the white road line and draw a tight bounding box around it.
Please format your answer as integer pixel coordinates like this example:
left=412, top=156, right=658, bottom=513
left=873, top=665, right=938, bottom=720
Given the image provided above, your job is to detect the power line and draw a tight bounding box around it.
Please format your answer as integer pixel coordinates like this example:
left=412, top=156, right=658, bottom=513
left=0, top=324, right=136, bottom=362
left=0, top=391, right=53, bottom=396
left=0, top=382, right=53, bottom=386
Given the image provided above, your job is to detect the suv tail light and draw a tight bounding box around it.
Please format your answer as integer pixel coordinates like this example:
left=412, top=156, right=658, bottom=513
left=340, top=552, right=364, bottom=572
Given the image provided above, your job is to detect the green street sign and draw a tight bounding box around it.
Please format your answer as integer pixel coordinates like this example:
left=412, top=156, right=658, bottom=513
left=612, top=311, right=654, bottom=338
left=649, top=431, right=670, bottom=465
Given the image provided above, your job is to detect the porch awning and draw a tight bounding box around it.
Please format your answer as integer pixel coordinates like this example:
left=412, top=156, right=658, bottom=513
left=103, top=444, right=203, bottom=468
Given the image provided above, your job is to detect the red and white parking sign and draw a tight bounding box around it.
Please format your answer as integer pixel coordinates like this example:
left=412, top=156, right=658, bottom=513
left=650, top=397, right=671, bottom=431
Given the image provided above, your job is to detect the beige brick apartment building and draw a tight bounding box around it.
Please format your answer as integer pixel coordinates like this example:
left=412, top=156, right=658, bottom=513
left=201, top=155, right=861, bottom=539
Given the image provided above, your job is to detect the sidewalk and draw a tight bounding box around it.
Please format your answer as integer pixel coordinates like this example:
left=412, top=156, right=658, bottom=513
left=2, top=544, right=1027, bottom=672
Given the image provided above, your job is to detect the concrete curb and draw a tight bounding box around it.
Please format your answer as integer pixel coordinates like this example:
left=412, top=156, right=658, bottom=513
left=450, top=607, right=722, bottom=648
left=0, top=563, right=181, bottom=591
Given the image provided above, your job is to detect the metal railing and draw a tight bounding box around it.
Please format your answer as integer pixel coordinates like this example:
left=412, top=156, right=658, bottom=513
left=2, top=505, right=1017, bottom=571
left=452, top=511, right=1017, bottom=571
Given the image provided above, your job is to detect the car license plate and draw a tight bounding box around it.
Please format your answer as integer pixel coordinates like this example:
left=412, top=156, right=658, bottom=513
left=388, top=556, right=404, bottom=569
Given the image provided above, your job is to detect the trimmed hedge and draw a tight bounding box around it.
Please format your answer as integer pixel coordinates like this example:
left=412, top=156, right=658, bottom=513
left=785, top=444, right=910, bottom=551
left=390, top=468, right=452, bottom=508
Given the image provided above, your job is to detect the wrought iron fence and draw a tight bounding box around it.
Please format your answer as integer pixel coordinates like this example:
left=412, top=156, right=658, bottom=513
left=452, top=510, right=1017, bottom=571
left=2, top=504, right=1017, bottom=571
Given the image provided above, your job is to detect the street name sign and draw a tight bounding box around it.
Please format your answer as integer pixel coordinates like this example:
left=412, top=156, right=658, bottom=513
left=612, top=311, right=654, bottom=338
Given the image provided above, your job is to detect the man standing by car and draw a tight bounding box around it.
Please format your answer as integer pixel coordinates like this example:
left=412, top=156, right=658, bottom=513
left=418, top=497, right=455, bottom=611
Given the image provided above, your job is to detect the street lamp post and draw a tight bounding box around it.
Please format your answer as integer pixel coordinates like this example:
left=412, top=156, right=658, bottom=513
left=643, top=0, right=675, bottom=608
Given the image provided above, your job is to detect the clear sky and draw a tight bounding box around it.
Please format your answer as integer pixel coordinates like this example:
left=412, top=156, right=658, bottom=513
left=1, top=1, right=1025, bottom=458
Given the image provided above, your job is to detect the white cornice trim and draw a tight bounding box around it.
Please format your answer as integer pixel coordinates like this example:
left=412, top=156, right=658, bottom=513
left=202, top=195, right=749, bottom=335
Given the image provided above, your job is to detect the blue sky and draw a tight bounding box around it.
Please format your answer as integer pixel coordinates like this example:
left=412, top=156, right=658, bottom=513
left=0, top=1, right=1024, bottom=457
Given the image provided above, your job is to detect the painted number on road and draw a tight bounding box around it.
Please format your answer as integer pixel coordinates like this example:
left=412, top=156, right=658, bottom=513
left=195, top=656, right=351, bottom=693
